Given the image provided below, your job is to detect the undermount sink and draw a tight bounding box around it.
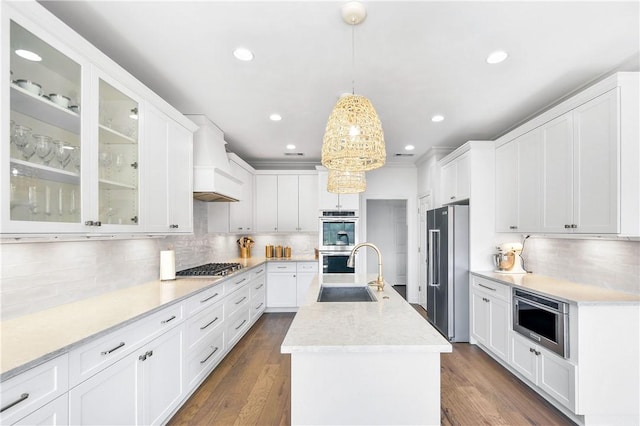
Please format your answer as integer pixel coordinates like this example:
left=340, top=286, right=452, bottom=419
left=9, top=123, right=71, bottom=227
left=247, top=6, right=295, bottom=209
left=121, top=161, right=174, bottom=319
left=317, top=286, right=376, bottom=302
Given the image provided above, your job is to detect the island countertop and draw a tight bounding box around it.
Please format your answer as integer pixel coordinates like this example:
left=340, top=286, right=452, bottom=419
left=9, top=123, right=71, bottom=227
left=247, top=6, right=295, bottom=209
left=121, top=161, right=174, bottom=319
left=281, top=273, right=452, bottom=354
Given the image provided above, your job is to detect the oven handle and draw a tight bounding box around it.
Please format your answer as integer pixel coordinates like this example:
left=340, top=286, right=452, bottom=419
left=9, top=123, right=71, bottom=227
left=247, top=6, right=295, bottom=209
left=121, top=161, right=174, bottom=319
left=514, top=295, right=566, bottom=315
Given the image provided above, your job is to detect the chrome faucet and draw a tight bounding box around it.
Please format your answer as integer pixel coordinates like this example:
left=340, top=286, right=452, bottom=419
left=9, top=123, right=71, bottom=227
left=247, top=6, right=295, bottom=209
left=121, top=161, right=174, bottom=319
left=347, top=242, right=384, bottom=292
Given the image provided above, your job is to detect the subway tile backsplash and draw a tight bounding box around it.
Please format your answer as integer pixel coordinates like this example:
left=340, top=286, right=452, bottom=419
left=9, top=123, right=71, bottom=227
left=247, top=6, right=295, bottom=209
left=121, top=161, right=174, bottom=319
left=522, top=238, right=640, bottom=296
left=0, top=200, right=318, bottom=320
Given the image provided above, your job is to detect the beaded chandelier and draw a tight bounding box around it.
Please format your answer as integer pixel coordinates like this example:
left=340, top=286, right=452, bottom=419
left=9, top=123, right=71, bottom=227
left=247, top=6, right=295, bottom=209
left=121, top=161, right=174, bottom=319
left=327, top=169, right=366, bottom=194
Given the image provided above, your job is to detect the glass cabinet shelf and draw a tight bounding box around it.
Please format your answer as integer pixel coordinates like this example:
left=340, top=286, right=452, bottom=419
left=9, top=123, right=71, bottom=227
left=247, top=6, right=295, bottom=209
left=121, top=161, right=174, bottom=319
left=10, top=84, right=80, bottom=134
left=99, top=179, right=136, bottom=190
left=99, top=124, right=136, bottom=145
left=10, top=158, right=80, bottom=185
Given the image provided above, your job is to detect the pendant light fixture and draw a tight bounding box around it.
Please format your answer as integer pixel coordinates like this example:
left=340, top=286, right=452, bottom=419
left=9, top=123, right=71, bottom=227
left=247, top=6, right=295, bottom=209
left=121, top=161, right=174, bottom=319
left=327, top=169, right=366, bottom=194
left=321, top=1, right=386, bottom=173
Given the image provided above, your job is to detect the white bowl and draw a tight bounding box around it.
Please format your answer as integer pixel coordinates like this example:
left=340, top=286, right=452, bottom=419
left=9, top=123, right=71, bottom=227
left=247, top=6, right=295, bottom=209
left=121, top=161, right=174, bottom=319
left=15, top=79, right=42, bottom=95
left=49, top=93, right=71, bottom=108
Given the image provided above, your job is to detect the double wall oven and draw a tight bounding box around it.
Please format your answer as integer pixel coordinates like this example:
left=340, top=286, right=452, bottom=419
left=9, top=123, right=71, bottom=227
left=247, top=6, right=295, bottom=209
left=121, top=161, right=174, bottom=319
left=318, top=211, right=358, bottom=274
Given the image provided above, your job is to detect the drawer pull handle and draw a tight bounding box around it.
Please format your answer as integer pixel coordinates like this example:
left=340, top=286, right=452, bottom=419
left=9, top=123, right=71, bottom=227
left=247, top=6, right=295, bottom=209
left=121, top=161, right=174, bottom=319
left=200, top=317, right=219, bottom=330
left=256, top=269, right=264, bottom=274
left=101, top=342, right=125, bottom=355
left=200, top=346, right=219, bottom=364
left=235, top=296, right=247, bottom=305
left=235, top=278, right=247, bottom=285
left=256, top=302, right=264, bottom=310
left=200, top=293, right=220, bottom=303
left=255, top=284, right=264, bottom=290
left=161, top=315, right=176, bottom=324
left=1, top=393, right=29, bottom=413
left=478, top=283, right=496, bottom=292
left=277, top=266, right=287, bottom=269
left=235, top=319, right=247, bottom=330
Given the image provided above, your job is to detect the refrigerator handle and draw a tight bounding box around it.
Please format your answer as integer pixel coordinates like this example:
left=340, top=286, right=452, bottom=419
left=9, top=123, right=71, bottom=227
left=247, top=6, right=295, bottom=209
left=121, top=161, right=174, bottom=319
left=428, top=230, right=440, bottom=287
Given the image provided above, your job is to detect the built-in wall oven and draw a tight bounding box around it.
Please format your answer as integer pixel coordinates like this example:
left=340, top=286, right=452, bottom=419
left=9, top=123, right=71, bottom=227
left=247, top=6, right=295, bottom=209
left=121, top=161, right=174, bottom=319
left=513, top=288, right=569, bottom=358
left=319, top=211, right=358, bottom=273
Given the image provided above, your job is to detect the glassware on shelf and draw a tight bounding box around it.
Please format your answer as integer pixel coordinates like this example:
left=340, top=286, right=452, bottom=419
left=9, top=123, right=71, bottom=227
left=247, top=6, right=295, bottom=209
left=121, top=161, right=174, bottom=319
left=28, top=185, right=38, bottom=215
left=99, top=150, right=112, bottom=178
left=11, top=124, right=32, bottom=149
left=115, top=153, right=125, bottom=172
left=45, top=185, right=52, bottom=216
left=70, top=147, right=81, bottom=172
left=69, top=189, right=77, bottom=215
left=34, top=134, right=54, bottom=165
left=58, top=188, right=64, bottom=216
left=21, top=141, right=37, bottom=161
left=53, top=140, right=71, bottom=169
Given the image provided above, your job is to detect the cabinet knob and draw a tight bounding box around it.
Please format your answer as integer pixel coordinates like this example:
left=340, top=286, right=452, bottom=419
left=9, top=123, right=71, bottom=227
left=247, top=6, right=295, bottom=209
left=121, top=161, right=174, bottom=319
left=85, top=220, right=94, bottom=226
left=564, top=224, right=571, bottom=229
left=450, top=196, right=456, bottom=200
left=509, top=225, right=518, bottom=230
left=94, top=221, right=102, bottom=227
left=571, top=224, right=577, bottom=229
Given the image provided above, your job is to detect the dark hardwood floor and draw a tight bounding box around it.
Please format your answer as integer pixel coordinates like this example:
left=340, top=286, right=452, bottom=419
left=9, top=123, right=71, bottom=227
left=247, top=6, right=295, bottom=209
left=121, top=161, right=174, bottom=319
left=168, top=311, right=574, bottom=425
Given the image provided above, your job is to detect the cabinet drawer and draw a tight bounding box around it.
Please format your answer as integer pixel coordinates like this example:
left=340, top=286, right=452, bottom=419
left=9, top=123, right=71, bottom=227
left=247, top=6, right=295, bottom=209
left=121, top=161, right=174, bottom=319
left=12, top=393, right=68, bottom=426
left=225, top=307, right=251, bottom=349
left=251, top=275, right=266, bottom=298
left=185, top=283, right=224, bottom=316
left=186, top=328, right=225, bottom=389
left=472, top=276, right=510, bottom=300
left=224, top=272, right=251, bottom=295
left=251, top=265, right=266, bottom=278
left=186, top=302, right=224, bottom=349
left=0, top=355, right=68, bottom=426
left=68, top=303, right=183, bottom=387
left=267, top=262, right=296, bottom=273
left=224, top=285, right=250, bottom=318
left=297, top=262, right=319, bottom=273
left=251, top=293, right=266, bottom=321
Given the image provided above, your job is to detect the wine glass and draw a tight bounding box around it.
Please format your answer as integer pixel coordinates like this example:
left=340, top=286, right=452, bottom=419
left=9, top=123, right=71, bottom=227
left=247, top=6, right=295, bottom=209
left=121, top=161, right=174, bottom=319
left=54, top=140, right=71, bottom=169
left=34, top=134, right=53, bottom=165
left=21, top=141, right=37, bottom=161
left=11, top=124, right=32, bottom=149
left=70, top=147, right=81, bottom=172
left=99, top=150, right=112, bottom=179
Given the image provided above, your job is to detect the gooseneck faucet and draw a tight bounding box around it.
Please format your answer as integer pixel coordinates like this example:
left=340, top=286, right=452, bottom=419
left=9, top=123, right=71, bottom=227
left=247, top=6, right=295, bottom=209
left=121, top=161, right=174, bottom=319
left=347, top=242, right=384, bottom=292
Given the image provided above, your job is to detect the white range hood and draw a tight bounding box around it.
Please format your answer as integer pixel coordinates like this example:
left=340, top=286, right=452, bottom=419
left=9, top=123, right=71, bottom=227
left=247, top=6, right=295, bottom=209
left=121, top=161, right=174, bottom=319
left=187, top=115, right=242, bottom=202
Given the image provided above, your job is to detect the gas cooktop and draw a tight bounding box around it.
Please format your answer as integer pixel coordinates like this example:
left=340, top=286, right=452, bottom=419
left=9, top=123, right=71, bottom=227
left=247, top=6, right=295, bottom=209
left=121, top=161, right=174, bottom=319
left=176, top=262, right=243, bottom=277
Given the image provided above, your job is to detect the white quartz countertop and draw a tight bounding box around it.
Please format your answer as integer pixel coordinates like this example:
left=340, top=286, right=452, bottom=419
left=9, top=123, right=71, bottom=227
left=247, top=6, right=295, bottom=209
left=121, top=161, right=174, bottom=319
left=472, top=271, right=640, bottom=305
left=281, top=273, right=452, bottom=354
left=0, top=259, right=270, bottom=381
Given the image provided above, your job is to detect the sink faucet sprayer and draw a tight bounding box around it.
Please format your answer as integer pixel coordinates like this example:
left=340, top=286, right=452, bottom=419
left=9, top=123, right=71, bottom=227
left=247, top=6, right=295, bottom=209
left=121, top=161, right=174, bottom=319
left=347, top=242, right=384, bottom=292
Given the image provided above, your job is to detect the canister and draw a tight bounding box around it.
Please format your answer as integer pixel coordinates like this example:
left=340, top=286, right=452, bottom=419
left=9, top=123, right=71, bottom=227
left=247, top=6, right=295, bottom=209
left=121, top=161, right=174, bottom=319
left=284, top=247, right=291, bottom=258
left=265, top=245, right=273, bottom=258
left=275, top=245, right=283, bottom=258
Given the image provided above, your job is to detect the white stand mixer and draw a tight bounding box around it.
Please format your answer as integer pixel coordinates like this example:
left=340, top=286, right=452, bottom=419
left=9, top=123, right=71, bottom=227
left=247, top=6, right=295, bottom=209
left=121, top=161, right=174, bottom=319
left=493, top=242, right=527, bottom=274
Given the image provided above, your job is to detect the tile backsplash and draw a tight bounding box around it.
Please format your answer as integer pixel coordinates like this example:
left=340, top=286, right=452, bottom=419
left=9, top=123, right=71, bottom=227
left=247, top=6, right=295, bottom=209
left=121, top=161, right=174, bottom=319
left=0, top=200, right=317, bottom=320
left=522, top=238, right=640, bottom=295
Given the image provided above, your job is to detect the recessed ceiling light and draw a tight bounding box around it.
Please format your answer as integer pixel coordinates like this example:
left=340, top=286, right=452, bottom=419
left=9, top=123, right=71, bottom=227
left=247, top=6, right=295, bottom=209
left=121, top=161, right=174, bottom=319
left=233, top=47, right=254, bottom=61
left=15, top=49, right=42, bottom=62
left=269, top=113, right=282, bottom=121
left=405, top=145, right=415, bottom=151
left=486, top=50, right=508, bottom=64
left=286, top=144, right=296, bottom=150
left=431, top=114, right=445, bottom=123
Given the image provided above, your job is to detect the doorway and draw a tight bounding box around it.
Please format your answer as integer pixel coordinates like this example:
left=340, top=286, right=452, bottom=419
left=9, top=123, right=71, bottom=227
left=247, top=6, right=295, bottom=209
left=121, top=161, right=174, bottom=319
left=366, top=200, right=408, bottom=299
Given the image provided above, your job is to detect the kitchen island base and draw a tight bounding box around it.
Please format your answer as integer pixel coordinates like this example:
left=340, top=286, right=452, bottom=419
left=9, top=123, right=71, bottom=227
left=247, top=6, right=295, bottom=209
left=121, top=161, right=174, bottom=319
left=290, top=351, right=441, bottom=425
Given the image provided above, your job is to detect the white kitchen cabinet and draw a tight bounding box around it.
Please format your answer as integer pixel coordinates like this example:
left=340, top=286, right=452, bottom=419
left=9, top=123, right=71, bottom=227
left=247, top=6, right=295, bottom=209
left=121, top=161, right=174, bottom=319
left=266, top=262, right=298, bottom=309
left=494, top=128, right=542, bottom=233
left=2, top=2, right=197, bottom=236
left=12, top=394, right=68, bottom=426
left=250, top=267, right=266, bottom=322
left=144, top=104, right=193, bottom=233
left=255, top=175, right=278, bottom=232
left=440, top=152, right=470, bottom=204
left=0, top=355, right=68, bottom=426
left=510, top=332, right=576, bottom=411
left=228, top=158, right=254, bottom=232
left=317, top=170, right=360, bottom=211
left=296, top=262, right=318, bottom=306
left=469, top=276, right=510, bottom=362
left=255, top=173, right=318, bottom=232
left=69, top=324, right=184, bottom=426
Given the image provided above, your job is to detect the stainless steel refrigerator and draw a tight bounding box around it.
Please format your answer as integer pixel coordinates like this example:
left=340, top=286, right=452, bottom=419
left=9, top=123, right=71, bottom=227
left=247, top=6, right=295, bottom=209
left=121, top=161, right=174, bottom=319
left=426, top=205, right=469, bottom=342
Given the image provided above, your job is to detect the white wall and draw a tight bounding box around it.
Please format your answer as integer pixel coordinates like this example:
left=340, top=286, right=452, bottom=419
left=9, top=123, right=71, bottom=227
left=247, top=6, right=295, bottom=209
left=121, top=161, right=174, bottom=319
left=0, top=200, right=317, bottom=320
left=361, top=166, right=418, bottom=302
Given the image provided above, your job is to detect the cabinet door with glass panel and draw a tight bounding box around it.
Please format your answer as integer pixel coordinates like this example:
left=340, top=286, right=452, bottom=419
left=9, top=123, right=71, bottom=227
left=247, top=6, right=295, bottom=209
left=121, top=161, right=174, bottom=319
left=4, top=18, right=86, bottom=232
left=93, top=73, right=141, bottom=230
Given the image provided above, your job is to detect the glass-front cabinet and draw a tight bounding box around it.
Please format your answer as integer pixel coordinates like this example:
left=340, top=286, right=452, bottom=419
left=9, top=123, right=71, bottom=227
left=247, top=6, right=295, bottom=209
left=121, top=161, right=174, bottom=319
left=96, top=77, right=140, bottom=228
left=7, top=20, right=83, bottom=231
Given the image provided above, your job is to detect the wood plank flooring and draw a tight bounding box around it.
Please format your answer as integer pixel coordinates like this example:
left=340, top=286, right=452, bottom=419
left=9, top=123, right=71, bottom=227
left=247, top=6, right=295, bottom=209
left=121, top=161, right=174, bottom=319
left=168, top=311, right=574, bottom=425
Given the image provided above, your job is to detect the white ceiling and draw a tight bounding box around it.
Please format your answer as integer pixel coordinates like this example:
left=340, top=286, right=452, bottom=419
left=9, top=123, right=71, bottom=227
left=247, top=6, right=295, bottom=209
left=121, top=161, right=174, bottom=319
left=40, top=1, right=639, bottom=169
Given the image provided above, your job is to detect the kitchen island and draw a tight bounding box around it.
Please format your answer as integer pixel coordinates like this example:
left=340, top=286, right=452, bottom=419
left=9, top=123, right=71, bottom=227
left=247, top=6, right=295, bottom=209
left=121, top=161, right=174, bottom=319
left=281, top=273, right=452, bottom=425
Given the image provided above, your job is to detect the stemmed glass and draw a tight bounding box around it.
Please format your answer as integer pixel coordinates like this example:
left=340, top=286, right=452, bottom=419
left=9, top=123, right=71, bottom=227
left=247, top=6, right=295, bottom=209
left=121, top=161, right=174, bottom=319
left=34, top=134, right=54, bottom=165
left=21, top=141, right=37, bottom=161
left=70, top=147, right=81, bottom=172
left=99, top=150, right=112, bottom=179
left=11, top=125, right=32, bottom=150
left=54, top=140, right=71, bottom=170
